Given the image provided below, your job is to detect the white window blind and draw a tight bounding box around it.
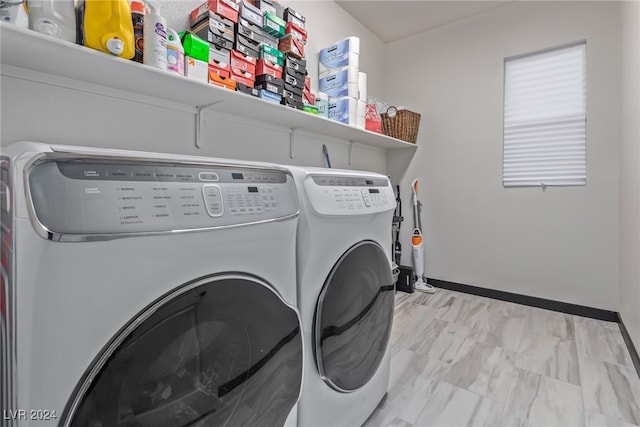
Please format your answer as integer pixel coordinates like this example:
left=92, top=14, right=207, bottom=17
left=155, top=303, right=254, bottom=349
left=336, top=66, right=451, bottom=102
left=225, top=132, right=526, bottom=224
left=503, top=42, right=586, bottom=187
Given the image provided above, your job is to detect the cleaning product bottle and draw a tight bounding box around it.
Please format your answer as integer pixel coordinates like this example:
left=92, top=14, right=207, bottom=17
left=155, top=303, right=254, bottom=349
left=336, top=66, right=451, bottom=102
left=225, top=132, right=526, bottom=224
left=1, top=0, right=29, bottom=28
left=166, top=28, right=185, bottom=76
left=26, top=0, right=76, bottom=43
left=143, top=1, right=167, bottom=70
left=130, top=0, right=145, bottom=63
left=83, top=0, right=134, bottom=58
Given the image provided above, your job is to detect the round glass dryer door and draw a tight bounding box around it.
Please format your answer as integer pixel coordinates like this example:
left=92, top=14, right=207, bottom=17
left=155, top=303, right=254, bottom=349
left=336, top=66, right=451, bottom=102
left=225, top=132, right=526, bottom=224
left=314, top=241, right=395, bottom=392
left=63, top=275, right=303, bottom=427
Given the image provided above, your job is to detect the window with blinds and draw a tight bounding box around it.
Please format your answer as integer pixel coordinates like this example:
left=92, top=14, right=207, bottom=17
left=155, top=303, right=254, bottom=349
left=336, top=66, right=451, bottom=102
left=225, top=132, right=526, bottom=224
left=503, top=41, right=586, bottom=187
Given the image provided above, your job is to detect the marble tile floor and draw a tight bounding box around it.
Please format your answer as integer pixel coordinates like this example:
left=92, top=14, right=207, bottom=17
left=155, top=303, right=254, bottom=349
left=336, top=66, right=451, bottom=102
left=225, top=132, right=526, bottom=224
left=364, top=289, right=640, bottom=427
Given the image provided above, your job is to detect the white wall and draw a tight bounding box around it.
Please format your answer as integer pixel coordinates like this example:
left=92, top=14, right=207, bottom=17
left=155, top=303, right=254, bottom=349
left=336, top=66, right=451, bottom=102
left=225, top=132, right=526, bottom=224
left=619, top=0, right=640, bottom=350
left=385, top=1, right=621, bottom=310
left=1, top=0, right=388, bottom=174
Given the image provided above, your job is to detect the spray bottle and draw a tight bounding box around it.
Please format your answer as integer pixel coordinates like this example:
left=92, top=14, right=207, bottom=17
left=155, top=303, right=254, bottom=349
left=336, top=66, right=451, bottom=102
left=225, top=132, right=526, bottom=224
left=1, top=0, right=28, bottom=28
left=143, top=0, right=167, bottom=70
left=130, top=0, right=144, bottom=63
left=166, top=28, right=184, bottom=76
left=27, top=0, right=76, bottom=42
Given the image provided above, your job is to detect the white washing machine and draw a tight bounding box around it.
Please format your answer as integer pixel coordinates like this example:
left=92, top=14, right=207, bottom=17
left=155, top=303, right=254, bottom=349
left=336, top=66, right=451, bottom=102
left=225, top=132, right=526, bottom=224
left=288, top=166, right=396, bottom=427
left=0, top=142, right=303, bottom=427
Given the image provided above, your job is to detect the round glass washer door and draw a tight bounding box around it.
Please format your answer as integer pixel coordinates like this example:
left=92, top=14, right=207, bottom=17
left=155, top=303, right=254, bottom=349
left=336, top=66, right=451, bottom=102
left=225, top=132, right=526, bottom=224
left=314, top=240, right=395, bottom=392
left=62, top=274, right=303, bottom=427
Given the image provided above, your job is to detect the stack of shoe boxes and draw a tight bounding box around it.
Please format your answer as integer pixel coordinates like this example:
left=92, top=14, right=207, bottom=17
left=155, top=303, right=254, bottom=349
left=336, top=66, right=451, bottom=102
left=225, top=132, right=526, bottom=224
left=279, top=7, right=307, bottom=110
left=186, top=0, right=315, bottom=113
left=318, top=37, right=366, bottom=128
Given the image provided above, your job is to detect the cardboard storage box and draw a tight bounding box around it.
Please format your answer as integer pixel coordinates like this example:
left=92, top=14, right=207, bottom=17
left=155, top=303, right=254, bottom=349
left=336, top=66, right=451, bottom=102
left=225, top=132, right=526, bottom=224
left=284, top=54, right=306, bottom=73
left=256, top=58, right=283, bottom=79
left=285, top=21, right=307, bottom=43
left=255, top=74, right=284, bottom=95
left=303, top=89, right=315, bottom=105
left=185, top=56, right=209, bottom=82
left=236, top=82, right=259, bottom=96
left=230, top=50, right=257, bottom=74
left=230, top=66, right=255, bottom=87
left=236, top=18, right=263, bottom=44
left=261, top=33, right=279, bottom=50
left=258, top=89, right=282, bottom=104
left=284, top=81, right=303, bottom=97
left=235, top=34, right=260, bottom=58
left=263, top=12, right=285, bottom=38
left=283, top=7, right=305, bottom=29
left=192, top=17, right=234, bottom=50
left=239, top=0, right=262, bottom=27
left=284, top=71, right=305, bottom=93
left=209, top=70, right=236, bottom=90
left=319, top=36, right=360, bottom=75
left=328, top=96, right=358, bottom=125
left=255, top=0, right=283, bottom=18
left=319, top=66, right=358, bottom=98
left=208, top=62, right=230, bottom=79
left=209, top=44, right=230, bottom=66
left=278, top=34, right=304, bottom=59
left=303, top=104, right=318, bottom=115
left=260, top=44, right=285, bottom=67
left=315, top=92, right=329, bottom=118
left=281, top=95, right=304, bottom=110
left=190, top=0, right=239, bottom=24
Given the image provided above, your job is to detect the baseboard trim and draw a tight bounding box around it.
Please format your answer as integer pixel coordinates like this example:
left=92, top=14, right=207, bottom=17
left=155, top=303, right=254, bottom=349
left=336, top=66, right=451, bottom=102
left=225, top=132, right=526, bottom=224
left=617, top=314, right=640, bottom=380
left=426, top=278, right=619, bottom=322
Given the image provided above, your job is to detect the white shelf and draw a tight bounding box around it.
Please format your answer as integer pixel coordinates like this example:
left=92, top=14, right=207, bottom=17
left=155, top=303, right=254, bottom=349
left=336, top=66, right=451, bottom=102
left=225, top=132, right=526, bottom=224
left=0, top=23, right=417, bottom=151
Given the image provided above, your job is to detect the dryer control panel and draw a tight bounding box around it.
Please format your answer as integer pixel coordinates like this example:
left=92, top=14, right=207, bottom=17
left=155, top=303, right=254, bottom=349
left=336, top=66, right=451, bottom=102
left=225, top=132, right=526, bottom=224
left=26, top=156, right=299, bottom=237
left=303, top=174, right=396, bottom=216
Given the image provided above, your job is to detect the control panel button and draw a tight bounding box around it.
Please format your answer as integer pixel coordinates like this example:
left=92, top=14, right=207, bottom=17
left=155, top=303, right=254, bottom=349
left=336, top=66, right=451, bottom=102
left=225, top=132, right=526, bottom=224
left=361, top=188, right=372, bottom=207
left=199, top=172, right=219, bottom=182
left=202, top=184, right=223, bottom=217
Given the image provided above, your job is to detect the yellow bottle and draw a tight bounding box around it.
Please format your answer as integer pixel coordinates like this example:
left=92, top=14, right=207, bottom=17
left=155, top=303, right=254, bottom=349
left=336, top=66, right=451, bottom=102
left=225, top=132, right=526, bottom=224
left=82, top=0, right=135, bottom=59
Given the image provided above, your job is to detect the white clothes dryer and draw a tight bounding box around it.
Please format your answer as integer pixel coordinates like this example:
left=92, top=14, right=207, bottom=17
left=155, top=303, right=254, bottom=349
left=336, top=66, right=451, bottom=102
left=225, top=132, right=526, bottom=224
left=288, top=166, right=396, bottom=427
left=0, top=142, right=303, bottom=427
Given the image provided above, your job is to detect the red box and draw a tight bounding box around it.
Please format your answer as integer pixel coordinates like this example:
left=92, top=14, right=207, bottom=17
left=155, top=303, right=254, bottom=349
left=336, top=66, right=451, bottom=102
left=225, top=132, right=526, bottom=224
left=302, top=89, right=314, bottom=105
left=191, top=0, right=239, bottom=25
left=278, top=34, right=304, bottom=59
left=304, top=75, right=310, bottom=92
left=285, top=21, right=307, bottom=43
left=230, top=50, right=257, bottom=75
left=209, top=71, right=236, bottom=90
left=230, top=67, right=255, bottom=87
left=209, top=63, right=230, bottom=79
left=256, top=58, right=283, bottom=79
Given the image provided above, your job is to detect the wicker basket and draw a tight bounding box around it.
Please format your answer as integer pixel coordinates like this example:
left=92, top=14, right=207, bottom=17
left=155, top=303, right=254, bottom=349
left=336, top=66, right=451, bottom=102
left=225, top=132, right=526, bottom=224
left=380, top=107, right=421, bottom=143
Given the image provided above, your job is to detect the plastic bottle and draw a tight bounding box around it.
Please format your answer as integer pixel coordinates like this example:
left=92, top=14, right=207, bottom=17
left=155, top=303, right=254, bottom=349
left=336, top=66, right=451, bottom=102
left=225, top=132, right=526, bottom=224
left=83, top=0, right=134, bottom=58
left=0, top=0, right=28, bottom=28
left=27, top=0, right=76, bottom=43
left=166, top=28, right=185, bottom=76
left=143, top=1, right=167, bottom=70
left=130, top=0, right=145, bottom=63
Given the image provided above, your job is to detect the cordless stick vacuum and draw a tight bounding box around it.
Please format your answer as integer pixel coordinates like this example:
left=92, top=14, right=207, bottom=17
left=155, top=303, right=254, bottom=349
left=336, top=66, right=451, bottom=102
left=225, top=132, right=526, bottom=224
left=411, top=179, right=436, bottom=293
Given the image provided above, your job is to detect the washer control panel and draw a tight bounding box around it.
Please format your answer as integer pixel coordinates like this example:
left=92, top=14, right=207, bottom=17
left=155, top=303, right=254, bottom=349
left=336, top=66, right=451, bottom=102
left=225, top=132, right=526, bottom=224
left=27, top=157, right=299, bottom=236
left=303, top=174, right=395, bottom=216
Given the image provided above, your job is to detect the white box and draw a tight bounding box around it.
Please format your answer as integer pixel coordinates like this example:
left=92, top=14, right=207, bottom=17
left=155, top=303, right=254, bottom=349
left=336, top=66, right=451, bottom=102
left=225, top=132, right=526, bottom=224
left=318, top=36, right=360, bottom=75
left=328, top=96, right=358, bottom=125
left=315, top=92, right=329, bottom=118
left=357, top=72, right=367, bottom=102
left=319, top=66, right=358, bottom=98
left=185, top=56, right=208, bottom=83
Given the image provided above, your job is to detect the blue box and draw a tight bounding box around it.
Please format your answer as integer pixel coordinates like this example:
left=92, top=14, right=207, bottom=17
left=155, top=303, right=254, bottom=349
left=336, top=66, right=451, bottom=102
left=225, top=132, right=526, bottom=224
left=319, top=37, right=360, bottom=75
